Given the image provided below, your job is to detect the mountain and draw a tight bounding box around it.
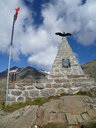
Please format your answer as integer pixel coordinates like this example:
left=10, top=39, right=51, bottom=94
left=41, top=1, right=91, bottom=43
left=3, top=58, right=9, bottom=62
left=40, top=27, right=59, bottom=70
left=0, top=60, right=96, bottom=85
left=0, top=59, right=96, bottom=86
left=0, top=66, right=47, bottom=86
left=82, top=59, right=96, bottom=81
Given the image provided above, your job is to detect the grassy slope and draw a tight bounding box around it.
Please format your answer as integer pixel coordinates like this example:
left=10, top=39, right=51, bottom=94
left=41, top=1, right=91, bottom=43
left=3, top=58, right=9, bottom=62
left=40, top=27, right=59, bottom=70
left=82, top=59, right=96, bottom=81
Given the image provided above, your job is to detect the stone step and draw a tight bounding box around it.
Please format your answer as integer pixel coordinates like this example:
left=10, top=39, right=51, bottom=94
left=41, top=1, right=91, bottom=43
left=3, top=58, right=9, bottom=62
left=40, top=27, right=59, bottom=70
left=66, top=113, right=78, bottom=125
left=75, top=115, right=83, bottom=123
left=87, top=109, right=96, bottom=119
left=81, top=113, right=90, bottom=120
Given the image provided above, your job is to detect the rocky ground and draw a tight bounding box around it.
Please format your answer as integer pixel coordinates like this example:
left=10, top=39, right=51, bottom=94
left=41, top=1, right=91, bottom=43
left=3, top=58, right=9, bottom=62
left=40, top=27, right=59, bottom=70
left=0, top=95, right=96, bottom=128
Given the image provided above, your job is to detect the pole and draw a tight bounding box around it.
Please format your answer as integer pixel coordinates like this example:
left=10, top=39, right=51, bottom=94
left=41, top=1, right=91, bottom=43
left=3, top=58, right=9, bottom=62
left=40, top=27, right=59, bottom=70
left=5, top=46, right=12, bottom=105
left=5, top=16, right=15, bottom=106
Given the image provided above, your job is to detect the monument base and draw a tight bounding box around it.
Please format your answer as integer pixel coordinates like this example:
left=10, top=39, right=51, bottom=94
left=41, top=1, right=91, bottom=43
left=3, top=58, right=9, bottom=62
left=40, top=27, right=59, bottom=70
left=46, top=74, right=96, bottom=93
left=6, top=74, right=96, bottom=105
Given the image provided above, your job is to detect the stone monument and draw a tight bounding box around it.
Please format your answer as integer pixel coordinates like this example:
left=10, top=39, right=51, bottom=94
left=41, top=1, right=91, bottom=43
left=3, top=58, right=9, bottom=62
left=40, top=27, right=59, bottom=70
left=7, top=37, right=95, bottom=105
left=47, top=37, right=95, bottom=90
left=50, top=37, right=84, bottom=77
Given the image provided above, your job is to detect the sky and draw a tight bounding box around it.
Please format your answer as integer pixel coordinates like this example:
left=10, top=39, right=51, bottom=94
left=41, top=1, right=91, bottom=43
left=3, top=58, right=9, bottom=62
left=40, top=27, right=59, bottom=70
left=0, top=0, right=96, bottom=72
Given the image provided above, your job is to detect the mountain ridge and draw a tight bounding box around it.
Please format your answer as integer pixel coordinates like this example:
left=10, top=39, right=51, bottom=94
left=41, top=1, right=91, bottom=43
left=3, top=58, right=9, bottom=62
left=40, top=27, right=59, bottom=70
left=82, top=59, right=96, bottom=81
left=0, top=66, right=47, bottom=86
left=0, top=59, right=96, bottom=86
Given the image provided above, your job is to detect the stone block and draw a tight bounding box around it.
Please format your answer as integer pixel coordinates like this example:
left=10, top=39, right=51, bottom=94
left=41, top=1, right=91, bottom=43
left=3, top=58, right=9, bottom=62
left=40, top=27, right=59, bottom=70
left=66, top=113, right=78, bottom=125
left=52, top=84, right=62, bottom=88
left=71, top=78, right=83, bottom=82
left=17, top=87, right=25, bottom=90
left=30, top=90, right=40, bottom=98
left=62, top=83, right=72, bottom=87
left=9, top=84, right=15, bottom=89
left=71, top=82, right=82, bottom=87
left=47, top=78, right=53, bottom=83
left=82, top=113, right=90, bottom=120
left=25, top=97, right=32, bottom=101
left=75, top=115, right=83, bottom=123
left=27, top=86, right=35, bottom=90
left=11, top=91, right=22, bottom=96
left=45, top=83, right=61, bottom=88
left=35, top=83, right=44, bottom=89
left=8, top=96, right=16, bottom=101
left=45, top=83, right=52, bottom=88
left=41, top=89, right=56, bottom=97
left=17, top=84, right=32, bottom=87
left=23, top=91, right=29, bottom=97
left=36, top=111, right=51, bottom=126
left=50, top=113, right=66, bottom=123
left=17, top=97, right=24, bottom=102
left=39, top=79, right=48, bottom=83
left=54, top=69, right=60, bottom=72
left=68, top=75, right=85, bottom=78
left=87, top=109, right=96, bottom=119
left=54, top=78, right=69, bottom=83
left=57, top=88, right=65, bottom=95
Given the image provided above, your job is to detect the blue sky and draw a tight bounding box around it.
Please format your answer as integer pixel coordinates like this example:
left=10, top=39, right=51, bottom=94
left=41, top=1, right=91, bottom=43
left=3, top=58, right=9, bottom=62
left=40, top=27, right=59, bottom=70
left=0, top=0, right=96, bottom=72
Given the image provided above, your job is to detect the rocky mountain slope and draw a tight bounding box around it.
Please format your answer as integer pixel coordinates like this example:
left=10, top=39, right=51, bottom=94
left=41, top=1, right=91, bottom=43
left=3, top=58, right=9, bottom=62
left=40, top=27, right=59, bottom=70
left=0, top=66, right=47, bottom=86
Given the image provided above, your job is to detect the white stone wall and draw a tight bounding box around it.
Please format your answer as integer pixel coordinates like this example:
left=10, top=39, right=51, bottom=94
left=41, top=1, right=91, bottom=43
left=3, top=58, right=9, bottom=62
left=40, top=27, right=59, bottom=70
left=7, top=76, right=95, bottom=105
left=8, top=83, right=64, bottom=105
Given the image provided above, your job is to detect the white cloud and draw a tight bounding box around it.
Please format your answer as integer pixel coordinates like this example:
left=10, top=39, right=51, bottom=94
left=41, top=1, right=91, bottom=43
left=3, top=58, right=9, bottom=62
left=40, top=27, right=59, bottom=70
left=0, top=0, right=96, bottom=71
left=28, top=46, right=58, bottom=70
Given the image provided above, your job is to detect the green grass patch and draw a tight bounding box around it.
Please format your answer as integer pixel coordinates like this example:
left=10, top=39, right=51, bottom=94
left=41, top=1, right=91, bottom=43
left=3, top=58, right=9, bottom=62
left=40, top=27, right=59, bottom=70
left=3, top=98, right=46, bottom=112
left=80, top=120, right=96, bottom=128
left=31, top=98, right=47, bottom=105
left=76, top=90, right=92, bottom=97
left=0, top=95, right=5, bottom=110
left=3, top=102, right=26, bottom=112
left=3, top=96, right=60, bottom=112
left=42, top=122, right=68, bottom=128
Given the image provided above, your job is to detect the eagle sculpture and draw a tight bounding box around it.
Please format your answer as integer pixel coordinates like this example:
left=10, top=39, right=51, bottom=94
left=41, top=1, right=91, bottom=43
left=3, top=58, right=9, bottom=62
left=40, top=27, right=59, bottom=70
left=55, top=32, right=72, bottom=37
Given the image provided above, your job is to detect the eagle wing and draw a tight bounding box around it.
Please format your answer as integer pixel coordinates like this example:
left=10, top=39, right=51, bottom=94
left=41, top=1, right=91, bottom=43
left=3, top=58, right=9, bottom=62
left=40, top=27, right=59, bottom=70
left=55, top=32, right=63, bottom=36
left=65, top=33, right=72, bottom=36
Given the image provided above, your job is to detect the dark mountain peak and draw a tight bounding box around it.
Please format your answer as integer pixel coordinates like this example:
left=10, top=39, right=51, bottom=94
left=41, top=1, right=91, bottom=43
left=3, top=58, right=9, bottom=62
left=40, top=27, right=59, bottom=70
left=10, top=66, right=18, bottom=70
left=25, top=66, right=36, bottom=70
left=0, top=65, right=47, bottom=84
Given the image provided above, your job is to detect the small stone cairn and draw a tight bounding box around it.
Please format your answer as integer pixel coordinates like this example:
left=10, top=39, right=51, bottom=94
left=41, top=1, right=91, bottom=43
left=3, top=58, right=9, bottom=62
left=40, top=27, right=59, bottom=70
left=7, top=38, right=96, bottom=105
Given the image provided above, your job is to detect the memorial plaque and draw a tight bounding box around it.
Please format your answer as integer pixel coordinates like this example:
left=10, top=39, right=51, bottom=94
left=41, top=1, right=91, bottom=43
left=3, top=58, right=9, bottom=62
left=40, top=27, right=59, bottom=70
left=62, top=59, right=71, bottom=68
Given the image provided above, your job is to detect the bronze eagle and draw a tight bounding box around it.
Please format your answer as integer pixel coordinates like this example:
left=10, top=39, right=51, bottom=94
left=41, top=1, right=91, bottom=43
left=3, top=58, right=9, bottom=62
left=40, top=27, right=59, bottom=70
left=55, top=32, right=72, bottom=37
